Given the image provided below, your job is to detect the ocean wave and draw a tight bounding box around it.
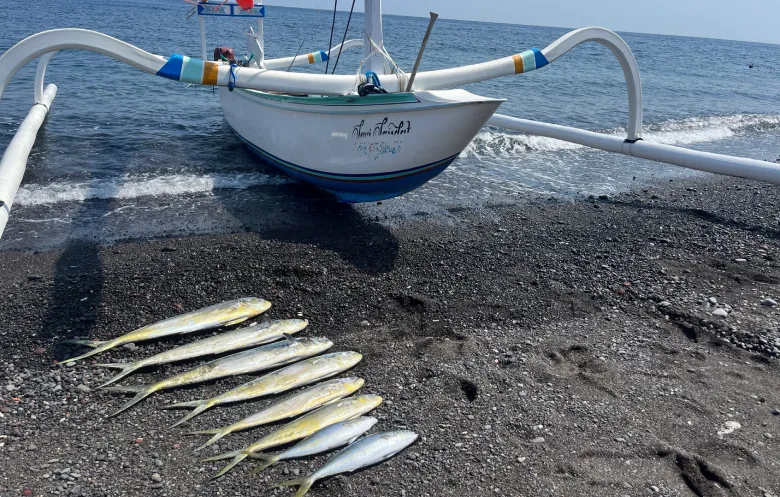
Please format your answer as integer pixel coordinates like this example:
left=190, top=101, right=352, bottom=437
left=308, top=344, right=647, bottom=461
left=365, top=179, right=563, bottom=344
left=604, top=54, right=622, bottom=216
left=14, top=172, right=293, bottom=206
left=461, top=113, right=780, bottom=158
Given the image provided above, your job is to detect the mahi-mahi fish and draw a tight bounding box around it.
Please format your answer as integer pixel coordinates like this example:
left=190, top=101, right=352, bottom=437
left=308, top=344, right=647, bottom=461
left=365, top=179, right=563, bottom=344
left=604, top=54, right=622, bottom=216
left=190, top=376, right=365, bottom=449
left=166, top=351, right=363, bottom=428
left=251, top=416, right=378, bottom=474
left=272, top=430, right=418, bottom=497
left=61, top=297, right=271, bottom=364
left=202, top=394, right=383, bottom=478
left=102, top=336, right=332, bottom=417
left=96, top=319, right=308, bottom=387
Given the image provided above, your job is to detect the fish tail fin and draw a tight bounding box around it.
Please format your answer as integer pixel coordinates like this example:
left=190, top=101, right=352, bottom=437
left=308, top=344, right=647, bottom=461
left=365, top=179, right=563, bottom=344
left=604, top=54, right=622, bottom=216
left=210, top=453, right=248, bottom=479
left=271, top=476, right=315, bottom=497
left=196, top=429, right=231, bottom=451
left=161, top=399, right=204, bottom=410
left=59, top=341, right=115, bottom=364
left=102, top=385, right=154, bottom=417
left=201, top=448, right=243, bottom=462
left=249, top=453, right=281, bottom=474
left=94, top=362, right=125, bottom=369
left=61, top=339, right=106, bottom=348
left=96, top=363, right=140, bottom=388
left=187, top=428, right=221, bottom=436
left=169, top=402, right=211, bottom=428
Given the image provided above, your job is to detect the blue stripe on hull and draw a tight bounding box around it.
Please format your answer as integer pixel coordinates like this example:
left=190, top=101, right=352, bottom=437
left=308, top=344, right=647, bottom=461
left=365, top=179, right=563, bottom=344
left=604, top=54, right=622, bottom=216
left=233, top=130, right=458, bottom=203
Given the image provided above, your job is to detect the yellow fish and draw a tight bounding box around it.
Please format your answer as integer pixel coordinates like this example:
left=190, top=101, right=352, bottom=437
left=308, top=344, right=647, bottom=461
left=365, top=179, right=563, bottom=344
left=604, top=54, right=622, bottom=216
left=203, top=394, right=382, bottom=478
left=61, top=297, right=270, bottom=364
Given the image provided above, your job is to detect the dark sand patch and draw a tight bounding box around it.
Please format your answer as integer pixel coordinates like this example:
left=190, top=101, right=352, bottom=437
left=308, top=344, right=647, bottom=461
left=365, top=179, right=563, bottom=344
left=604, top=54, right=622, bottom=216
left=1, top=177, right=779, bottom=497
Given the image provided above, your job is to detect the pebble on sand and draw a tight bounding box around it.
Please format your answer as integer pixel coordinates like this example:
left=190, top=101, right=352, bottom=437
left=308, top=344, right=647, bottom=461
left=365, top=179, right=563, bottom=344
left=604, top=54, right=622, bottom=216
left=530, top=437, right=546, bottom=444
left=151, top=473, right=162, bottom=482
left=711, top=308, right=728, bottom=318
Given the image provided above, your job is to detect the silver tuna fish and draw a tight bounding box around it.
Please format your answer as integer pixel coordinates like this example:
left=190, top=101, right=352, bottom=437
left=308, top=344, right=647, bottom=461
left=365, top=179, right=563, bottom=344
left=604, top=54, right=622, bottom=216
left=272, top=430, right=418, bottom=497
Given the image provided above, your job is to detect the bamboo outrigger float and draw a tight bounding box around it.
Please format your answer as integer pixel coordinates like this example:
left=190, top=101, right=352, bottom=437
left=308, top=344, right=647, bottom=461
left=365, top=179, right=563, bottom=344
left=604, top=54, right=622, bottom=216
left=2, top=0, right=780, bottom=239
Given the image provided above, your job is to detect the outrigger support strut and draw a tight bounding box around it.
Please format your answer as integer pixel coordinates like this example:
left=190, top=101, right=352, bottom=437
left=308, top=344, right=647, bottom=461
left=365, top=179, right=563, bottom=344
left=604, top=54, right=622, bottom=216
left=487, top=114, right=780, bottom=185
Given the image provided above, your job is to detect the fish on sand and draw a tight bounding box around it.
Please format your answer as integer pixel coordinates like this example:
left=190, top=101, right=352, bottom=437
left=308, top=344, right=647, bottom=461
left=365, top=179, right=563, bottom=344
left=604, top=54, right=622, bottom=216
left=190, top=376, right=365, bottom=449
left=102, top=336, right=332, bottom=417
left=96, top=318, right=308, bottom=387
left=272, top=430, right=418, bottom=497
left=251, top=416, right=378, bottom=473
left=166, top=351, right=363, bottom=428
left=202, top=394, right=383, bottom=478
left=61, top=297, right=271, bottom=364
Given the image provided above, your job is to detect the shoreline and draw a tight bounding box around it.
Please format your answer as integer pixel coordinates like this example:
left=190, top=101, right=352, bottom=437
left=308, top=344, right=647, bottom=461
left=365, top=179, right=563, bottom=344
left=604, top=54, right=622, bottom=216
left=1, top=175, right=779, bottom=497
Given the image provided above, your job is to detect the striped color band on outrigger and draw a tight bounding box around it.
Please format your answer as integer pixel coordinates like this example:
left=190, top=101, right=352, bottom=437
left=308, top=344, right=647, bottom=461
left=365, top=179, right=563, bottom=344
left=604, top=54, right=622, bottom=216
left=512, top=48, right=549, bottom=74
left=307, top=50, right=329, bottom=64
left=156, top=54, right=219, bottom=85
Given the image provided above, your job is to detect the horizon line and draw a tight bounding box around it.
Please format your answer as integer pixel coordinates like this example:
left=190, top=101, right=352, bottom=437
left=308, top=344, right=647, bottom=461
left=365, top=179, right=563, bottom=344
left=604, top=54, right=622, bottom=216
left=265, top=2, right=780, bottom=47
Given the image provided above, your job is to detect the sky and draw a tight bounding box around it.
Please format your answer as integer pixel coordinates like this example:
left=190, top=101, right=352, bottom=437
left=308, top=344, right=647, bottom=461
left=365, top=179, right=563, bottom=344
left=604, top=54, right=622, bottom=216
left=270, top=0, right=780, bottom=45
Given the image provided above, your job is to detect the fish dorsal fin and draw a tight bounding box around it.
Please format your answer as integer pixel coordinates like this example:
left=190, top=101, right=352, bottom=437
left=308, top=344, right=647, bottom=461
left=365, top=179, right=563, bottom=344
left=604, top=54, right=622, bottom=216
left=283, top=333, right=297, bottom=345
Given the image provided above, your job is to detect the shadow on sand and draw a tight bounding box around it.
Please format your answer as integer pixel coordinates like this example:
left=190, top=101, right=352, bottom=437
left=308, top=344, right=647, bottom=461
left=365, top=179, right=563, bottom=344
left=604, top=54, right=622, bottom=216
left=212, top=180, right=400, bottom=275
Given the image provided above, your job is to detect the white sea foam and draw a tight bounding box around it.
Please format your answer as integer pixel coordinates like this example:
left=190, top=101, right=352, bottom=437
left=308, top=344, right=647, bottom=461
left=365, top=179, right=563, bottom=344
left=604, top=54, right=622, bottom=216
left=12, top=114, right=780, bottom=208
left=461, top=113, right=780, bottom=158
left=14, top=172, right=293, bottom=206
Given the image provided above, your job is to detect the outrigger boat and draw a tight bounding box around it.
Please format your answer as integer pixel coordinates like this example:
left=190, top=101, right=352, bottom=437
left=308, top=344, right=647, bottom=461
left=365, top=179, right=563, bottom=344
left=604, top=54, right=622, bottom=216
left=2, top=0, right=780, bottom=238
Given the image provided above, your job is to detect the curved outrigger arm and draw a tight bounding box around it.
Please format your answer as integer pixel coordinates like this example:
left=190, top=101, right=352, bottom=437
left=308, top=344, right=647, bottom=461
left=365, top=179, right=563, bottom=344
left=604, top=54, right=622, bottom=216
left=1, top=28, right=641, bottom=103
left=0, top=29, right=375, bottom=101
left=412, top=27, right=643, bottom=141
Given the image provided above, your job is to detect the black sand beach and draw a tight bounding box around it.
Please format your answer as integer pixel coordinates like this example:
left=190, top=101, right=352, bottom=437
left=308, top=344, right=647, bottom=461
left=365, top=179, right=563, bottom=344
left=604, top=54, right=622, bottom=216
left=1, top=176, right=779, bottom=497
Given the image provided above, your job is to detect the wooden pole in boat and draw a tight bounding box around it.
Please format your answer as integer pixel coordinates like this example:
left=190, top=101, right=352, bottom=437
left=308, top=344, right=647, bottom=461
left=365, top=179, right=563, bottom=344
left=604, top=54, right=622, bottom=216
left=405, top=12, right=438, bottom=92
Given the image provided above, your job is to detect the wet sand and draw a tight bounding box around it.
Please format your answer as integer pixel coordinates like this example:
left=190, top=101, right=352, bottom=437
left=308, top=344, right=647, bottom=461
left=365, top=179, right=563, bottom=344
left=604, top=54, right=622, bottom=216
left=1, top=176, right=779, bottom=497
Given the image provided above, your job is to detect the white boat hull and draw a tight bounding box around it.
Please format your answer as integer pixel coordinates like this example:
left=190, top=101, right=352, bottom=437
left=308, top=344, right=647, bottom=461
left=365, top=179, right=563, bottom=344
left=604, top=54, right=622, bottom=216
left=219, top=88, right=503, bottom=202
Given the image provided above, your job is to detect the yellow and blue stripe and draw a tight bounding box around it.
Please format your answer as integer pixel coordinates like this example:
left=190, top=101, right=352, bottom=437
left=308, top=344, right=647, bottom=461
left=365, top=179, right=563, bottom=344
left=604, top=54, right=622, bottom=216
left=512, top=48, right=549, bottom=74
left=157, top=54, right=219, bottom=85
left=306, top=50, right=329, bottom=64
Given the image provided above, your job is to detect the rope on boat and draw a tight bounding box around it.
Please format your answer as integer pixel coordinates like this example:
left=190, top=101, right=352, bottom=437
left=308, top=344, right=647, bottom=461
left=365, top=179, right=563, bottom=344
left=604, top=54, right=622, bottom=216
left=330, top=0, right=356, bottom=74
left=288, top=11, right=320, bottom=72
left=228, top=63, right=237, bottom=91
left=365, top=71, right=381, bottom=86
left=353, top=38, right=407, bottom=92
left=325, top=0, right=338, bottom=74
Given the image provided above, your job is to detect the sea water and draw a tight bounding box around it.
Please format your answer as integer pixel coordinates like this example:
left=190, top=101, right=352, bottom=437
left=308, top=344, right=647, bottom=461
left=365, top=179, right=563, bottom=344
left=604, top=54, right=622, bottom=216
left=1, top=0, right=779, bottom=248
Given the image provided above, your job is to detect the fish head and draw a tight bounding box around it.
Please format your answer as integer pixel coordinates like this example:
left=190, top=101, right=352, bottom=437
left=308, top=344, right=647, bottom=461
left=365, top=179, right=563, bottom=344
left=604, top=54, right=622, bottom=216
left=379, top=430, right=419, bottom=446
left=352, top=394, right=383, bottom=411
left=330, top=351, right=363, bottom=370
left=351, top=416, right=379, bottom=430
left=278, top=318, right=309, bottom=334
left=238, top=297, right=272, bottom=315
left=335, top=377, right=365, bottom=394
left=298, top=337, right=334, bottom=353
